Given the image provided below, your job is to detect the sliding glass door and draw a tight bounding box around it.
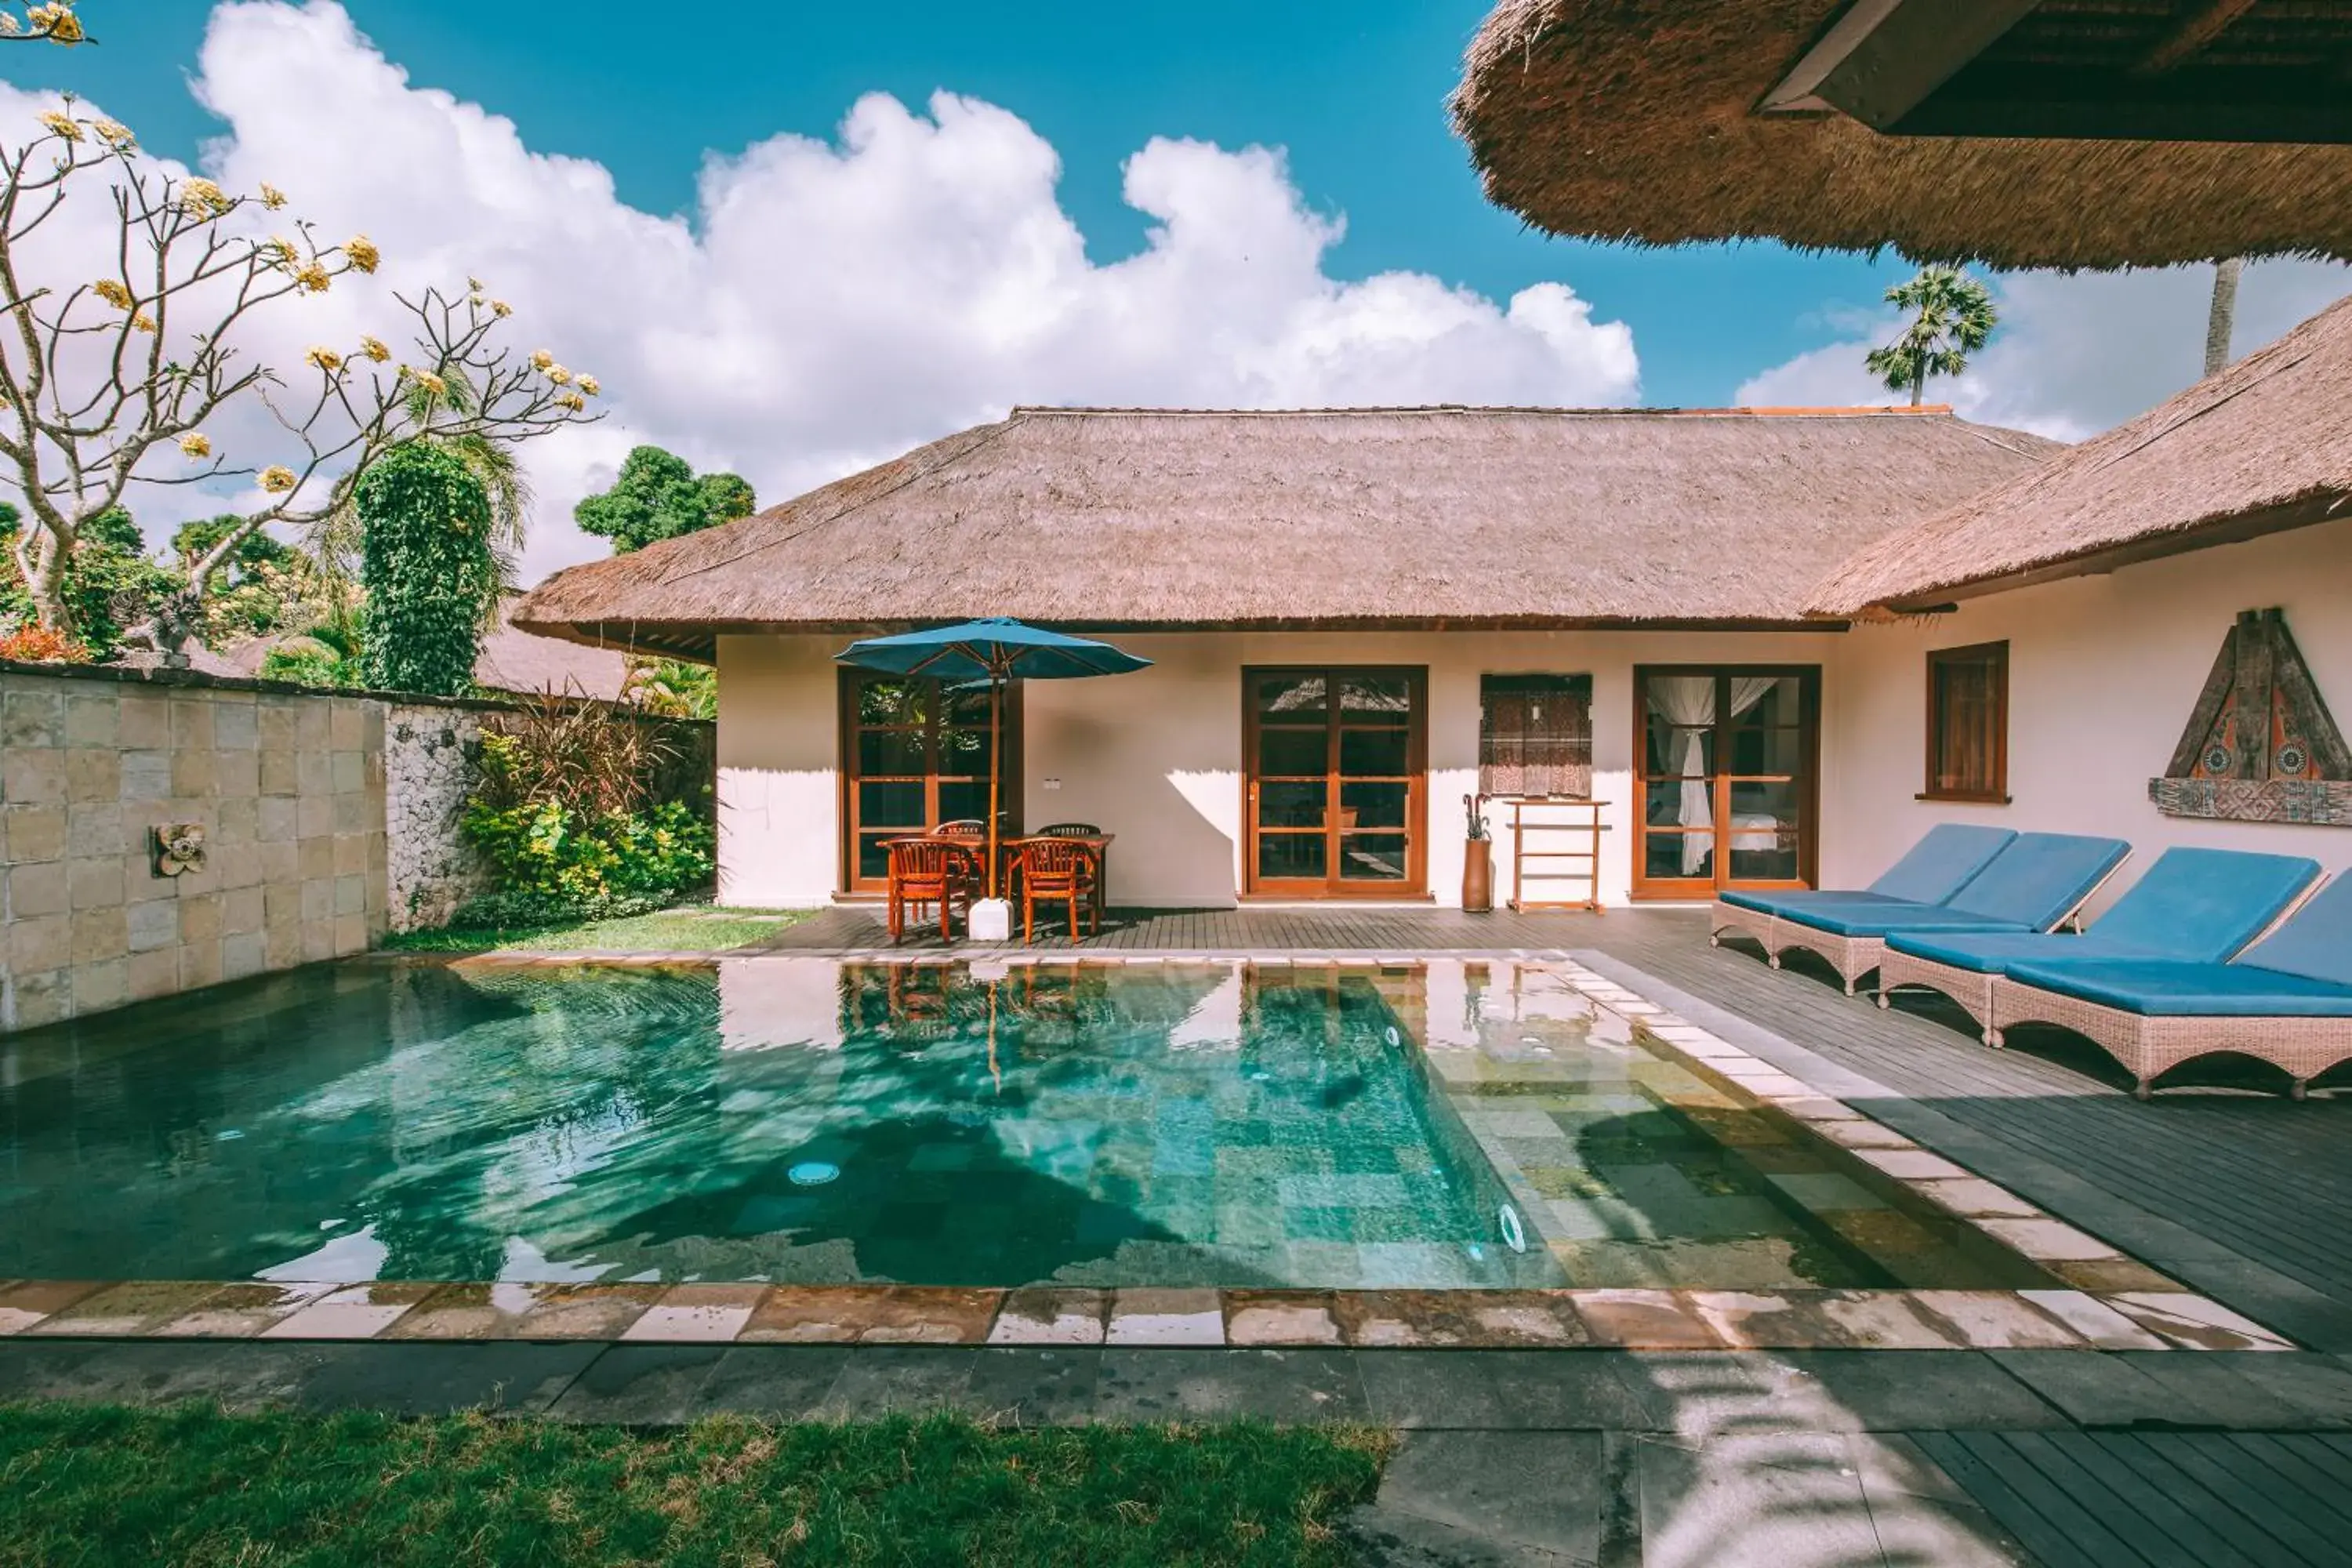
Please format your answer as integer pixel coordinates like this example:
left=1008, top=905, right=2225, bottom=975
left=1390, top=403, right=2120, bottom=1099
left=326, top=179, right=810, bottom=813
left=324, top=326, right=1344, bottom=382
left=1245, top=667, right=1426, bottom=898
left=1633, top=666, right=1818, bottom=899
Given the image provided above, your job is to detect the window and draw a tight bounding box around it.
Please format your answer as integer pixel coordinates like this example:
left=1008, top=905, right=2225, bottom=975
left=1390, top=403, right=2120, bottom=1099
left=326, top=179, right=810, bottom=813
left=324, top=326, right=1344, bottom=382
left=1479, top=674, right=1592, bottom=798
left=1925, top=642, right=2009, bottom=803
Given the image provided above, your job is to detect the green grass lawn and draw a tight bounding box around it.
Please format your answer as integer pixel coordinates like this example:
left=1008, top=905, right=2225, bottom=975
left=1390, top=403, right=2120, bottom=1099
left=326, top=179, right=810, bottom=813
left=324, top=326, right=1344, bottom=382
left=0, top=1407, right=1388, bottom=1567
left=383, top=905, right=809, bottom=956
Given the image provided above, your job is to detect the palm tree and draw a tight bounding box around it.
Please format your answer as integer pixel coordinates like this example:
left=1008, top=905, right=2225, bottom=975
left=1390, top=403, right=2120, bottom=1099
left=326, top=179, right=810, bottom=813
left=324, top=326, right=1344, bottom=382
left=1865, top=266, right=1998, bottom=407
left=2204, top=256, right=2244, bottom=378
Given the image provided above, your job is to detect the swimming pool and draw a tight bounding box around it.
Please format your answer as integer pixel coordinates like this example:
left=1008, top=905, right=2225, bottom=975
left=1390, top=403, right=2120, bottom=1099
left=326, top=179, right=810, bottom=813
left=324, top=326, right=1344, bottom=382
left=0, top=956, right=2054, bottom=1294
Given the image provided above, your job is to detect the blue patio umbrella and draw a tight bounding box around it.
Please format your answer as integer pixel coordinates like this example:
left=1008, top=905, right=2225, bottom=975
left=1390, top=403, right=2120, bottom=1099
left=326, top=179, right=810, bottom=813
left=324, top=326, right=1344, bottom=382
left=833, top=619, right=1151, bottom=898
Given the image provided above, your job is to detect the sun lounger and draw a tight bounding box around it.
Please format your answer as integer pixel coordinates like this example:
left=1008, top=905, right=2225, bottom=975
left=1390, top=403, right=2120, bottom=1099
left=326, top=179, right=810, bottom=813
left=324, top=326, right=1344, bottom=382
left=1715, top=831, right=2128, bottom=996
left=1991, top=874, right=2352, bottom=1099
left=1876, top=848, right=2322, bottom=1043
left=1710, top=824, right=2014, bottom=975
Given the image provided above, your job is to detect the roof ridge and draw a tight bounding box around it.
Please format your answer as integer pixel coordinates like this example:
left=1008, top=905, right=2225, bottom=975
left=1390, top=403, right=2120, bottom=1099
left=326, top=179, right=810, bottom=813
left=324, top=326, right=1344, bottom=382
left=1006, top=404, right=1959, bottom=419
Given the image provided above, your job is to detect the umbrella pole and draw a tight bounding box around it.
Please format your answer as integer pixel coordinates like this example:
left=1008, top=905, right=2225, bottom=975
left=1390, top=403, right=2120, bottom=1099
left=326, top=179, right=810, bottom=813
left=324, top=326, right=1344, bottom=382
left=987, top=678, right=1003, bottom=900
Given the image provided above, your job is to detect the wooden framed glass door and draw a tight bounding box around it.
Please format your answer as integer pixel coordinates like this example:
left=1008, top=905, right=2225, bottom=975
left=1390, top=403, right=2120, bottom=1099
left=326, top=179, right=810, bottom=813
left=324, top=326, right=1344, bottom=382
left=839, top=670, right=1019, bottom=893
left=1244, top=666, right=1426, bottom=898
left=1633, top=666, right=1818, bottom=899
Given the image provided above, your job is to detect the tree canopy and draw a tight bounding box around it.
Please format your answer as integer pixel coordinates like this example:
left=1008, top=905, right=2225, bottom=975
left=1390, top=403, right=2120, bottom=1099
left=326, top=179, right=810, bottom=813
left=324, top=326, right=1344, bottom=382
left=575, top=445, right=756, bottom=554
left=1865, top=267, right=1998, bottom=408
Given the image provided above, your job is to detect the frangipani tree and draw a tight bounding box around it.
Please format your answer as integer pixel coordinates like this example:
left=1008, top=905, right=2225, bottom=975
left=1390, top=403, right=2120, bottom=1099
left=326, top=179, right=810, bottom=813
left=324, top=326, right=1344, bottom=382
left=0, top=100, right=603, bottom=660
left=0, top=2, right=88, bottom=45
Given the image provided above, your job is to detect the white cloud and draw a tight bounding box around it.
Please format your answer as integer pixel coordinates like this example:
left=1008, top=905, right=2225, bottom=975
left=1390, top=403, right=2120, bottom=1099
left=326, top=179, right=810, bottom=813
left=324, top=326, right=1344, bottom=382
left=1737, top=262, right=2352, bottom=441
left=27, top=0, right=1636, bottom=581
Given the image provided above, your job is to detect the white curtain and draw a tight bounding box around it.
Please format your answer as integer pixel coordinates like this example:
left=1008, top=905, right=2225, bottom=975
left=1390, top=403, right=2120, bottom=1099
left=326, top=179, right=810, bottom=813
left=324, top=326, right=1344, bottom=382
left=1650, top=677, right=1781, bottom=876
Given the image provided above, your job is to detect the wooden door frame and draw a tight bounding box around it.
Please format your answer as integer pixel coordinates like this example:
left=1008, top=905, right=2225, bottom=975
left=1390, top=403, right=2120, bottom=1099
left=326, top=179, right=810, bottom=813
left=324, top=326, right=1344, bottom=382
left=1241, top=664, right=1429, bottom=899
left=1629, top=663, right=1820, bottom=902
left=837, top=668, right=1024, bottom=895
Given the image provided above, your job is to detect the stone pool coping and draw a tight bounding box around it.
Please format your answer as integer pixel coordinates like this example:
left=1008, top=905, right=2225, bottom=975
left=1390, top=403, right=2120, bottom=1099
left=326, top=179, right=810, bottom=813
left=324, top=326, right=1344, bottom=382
left=9, top=951, right=2295, bottom=1356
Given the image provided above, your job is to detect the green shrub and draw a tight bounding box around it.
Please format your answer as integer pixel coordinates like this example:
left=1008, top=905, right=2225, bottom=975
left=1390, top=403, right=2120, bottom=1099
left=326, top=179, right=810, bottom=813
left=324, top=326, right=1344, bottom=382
left=459, top=797, right=713, bottom=913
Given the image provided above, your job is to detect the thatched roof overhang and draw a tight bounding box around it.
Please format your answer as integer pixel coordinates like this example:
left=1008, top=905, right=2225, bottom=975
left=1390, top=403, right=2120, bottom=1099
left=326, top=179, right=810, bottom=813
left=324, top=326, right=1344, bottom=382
left=1809, top=296, right=2352, bottom=617
left=1452, top=0, right=2352, bottom=268
left=514, top=405, right=2057, bottom=663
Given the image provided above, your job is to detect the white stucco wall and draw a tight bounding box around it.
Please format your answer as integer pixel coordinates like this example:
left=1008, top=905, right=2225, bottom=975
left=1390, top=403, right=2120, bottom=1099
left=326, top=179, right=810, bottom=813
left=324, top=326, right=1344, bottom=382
left=1820, top=515, right=2352, bottom=912
left=716, top=629, right=1846, bottom=909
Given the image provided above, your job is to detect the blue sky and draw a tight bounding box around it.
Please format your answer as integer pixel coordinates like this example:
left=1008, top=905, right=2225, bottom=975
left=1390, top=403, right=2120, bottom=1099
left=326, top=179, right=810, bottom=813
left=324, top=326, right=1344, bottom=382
left=8, top=1, right=2346, bottom=579
left=29, top=0, right=1910, bottom=407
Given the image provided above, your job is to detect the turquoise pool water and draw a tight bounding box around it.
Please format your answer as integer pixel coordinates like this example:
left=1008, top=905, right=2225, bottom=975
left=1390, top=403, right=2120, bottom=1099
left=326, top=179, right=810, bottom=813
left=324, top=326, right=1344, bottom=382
left=0, top=959, right=1563, bottom=1289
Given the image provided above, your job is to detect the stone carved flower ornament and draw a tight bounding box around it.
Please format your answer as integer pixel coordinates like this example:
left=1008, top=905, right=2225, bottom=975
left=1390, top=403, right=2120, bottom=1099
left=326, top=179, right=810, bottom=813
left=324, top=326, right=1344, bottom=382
left=153, top=822, right=206, bottom=877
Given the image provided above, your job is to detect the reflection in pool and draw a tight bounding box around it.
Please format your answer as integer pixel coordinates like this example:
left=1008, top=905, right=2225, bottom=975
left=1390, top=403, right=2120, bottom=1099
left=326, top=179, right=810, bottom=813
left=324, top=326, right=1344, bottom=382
left=0, top=958, right=1561, bottom=1288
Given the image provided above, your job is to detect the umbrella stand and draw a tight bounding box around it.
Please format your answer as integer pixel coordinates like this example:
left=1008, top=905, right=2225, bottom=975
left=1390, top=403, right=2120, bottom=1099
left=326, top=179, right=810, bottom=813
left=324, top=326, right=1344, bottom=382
left=986, top=675, right=1004, bottom=900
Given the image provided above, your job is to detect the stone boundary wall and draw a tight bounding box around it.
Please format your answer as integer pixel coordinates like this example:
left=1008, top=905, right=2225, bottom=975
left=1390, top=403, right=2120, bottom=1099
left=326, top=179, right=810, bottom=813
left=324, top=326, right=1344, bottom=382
left=0, top=659, right=713, bottom=1033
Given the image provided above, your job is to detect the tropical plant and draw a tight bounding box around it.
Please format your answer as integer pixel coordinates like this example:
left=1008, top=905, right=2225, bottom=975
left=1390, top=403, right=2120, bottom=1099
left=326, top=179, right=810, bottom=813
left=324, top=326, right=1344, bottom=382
left=575, top=445, right=755, bottom=554
left=1865, top=266, right=1998, bottom=407
left=355, top=443, right=499, bottom=695
left=0, top=622, right=84, bottom=662
left=0, top=101, right=602, bottom=658
left=622, top=657, right=718, bottom=719
left=0, top=502, right=176, bottom=661
left=256, top=597, right=365, bottom=689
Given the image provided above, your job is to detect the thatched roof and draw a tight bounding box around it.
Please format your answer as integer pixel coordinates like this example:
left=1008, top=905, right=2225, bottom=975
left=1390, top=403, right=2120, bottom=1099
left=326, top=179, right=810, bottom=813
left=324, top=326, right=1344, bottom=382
left=514, top=406, right=2056, bottom=661
left=1452, top=1, right=2352, bottom=269
left=196, top=601, right=631, bottom=700
left=1811, top=296, right=2352, bottom=617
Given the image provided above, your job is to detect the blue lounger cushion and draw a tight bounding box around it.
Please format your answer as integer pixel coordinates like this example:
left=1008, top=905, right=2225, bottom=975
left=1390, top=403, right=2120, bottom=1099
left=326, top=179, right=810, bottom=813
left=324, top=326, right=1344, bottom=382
left=2000, top=958, right=2352, bottom=1018
left=2235, top=874, right=2352, bottom=988
left=1936, top=833, right=2130, bottom=928
left=1886, top=848, right=2323, bottom=973
left=1717, top=825, right=2015, bottom=920
left=1773, top=832, right=2125, bottom=940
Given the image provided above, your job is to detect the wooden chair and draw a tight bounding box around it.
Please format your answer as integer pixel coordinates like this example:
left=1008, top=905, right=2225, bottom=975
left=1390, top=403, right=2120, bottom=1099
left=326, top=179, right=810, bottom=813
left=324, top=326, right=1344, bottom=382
left=1017, top=837, right=1098, bottom=944
left=887, top=837, right=975, bottom=944
left=1036, top=822, right=1101, bottom=837
left=931, top=819, right=986, bottom=837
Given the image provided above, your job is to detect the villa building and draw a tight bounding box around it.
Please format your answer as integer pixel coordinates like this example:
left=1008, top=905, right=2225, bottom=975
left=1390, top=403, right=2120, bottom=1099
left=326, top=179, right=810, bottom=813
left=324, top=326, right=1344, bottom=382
left=515, top=299, right=2352, bottom=917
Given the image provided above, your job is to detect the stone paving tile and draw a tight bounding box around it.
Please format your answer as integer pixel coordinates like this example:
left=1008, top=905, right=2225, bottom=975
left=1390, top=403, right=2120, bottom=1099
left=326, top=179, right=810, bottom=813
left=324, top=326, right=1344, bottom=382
left=2013, top=1290, right=2169, bottom=1351
left=965, top=1346, right=1101, bottom=1424
left=1224, top=1290, right=1341, bottom=1346
left=1691, top=1290, right=1965, bottom=1351
left=1570, top=1290, right=1726, bottom=1349
left=2037, top=1254, right=2183, bottom=1294
left=694, top=1346, right=852, bottom=1417
left=546, top=1344, right=728, bottom=1424
left=152, top=1282, right=341, bottom=1338
left=289, top=1341, right=601, bottom=1417
left=1911, top=1178, right=2045, bottom=1220
left=857, top=1287, right=1002, bottom=1345
left=1105, top=1287, right=1224, bottom=1345
left=621, top=1283, right=768, bottom=1343
left=384, top=1283, right=662, bottom=1342
left=2103, top=1290, right=2296, bottom=1351
left=21, top=1279, right=222, bottom=1337
left=1907, top=1291, right=2089, bottom=1351
left=1359, top=1349, right=1658, bottom=1432
left=1457, top=1292, right=1591, bottom=1348
left=0, top=1279, right=107, bottom=1335
left=261, top=1282, right=437, bottom=1341
left=0, top=1339, right=324, bottom=1411
left=1333, top=1290, right=1488, bottom=1348
left=1343, top=1431, right=1614, bottom=1565
left=813, top=1345, right=984, bottom=1417
left=986, top=1287, right=1108, bottom=1345
left=1767, top=1351, right=2074, bottom=1432
left=1096, top=1347, right=1368, bottom=1423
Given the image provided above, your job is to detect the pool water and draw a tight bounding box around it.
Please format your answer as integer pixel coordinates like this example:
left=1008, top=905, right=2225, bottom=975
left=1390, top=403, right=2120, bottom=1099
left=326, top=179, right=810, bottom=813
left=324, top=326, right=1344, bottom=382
left=0, top=959, right=1558, bottom=1289
left=0, top=956, right=2056, bottom=1294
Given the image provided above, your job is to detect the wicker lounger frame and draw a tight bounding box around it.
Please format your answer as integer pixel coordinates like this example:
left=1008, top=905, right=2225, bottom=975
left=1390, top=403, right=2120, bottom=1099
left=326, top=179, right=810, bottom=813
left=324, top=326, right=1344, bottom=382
left=1876, top=949, right=1998, bottom=1042
left=1989, top=979, right=2352, bottom=1099
left=1713, top=861, right=2122, bottom=1001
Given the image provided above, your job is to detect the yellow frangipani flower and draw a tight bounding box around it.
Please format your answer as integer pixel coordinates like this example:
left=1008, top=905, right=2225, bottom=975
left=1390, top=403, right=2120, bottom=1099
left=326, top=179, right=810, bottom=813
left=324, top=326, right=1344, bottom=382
left=409, top=368, right=448, bottom=397
left=304, top=346, right=343, bottom=373
left=259, top=465, right=299, bottom=494
left=178, top=432, right=212, bottom=459
left=27, top=5, right=83, bottom=43
left=179, top=178, right=231, bottom=218
left=343, top=235, right=380, bottom=274
left=576, top=375, right=600, bottom=398
left=491, top=299, right=513, bottom=318
left=261, top=236, right=297, bottom=267
left=91, top=118, right=133, bottom=150
left=259, top=183, right=287, bottom=210
left=529, top=350, right=554, bottom=372
left=554, top=392, right=586, bottom=413
left=292, top=263, right=332, bottom=294
left=90, top=278, right=132, bottom=310
left=358, top=335, right=391, bottom=363
left=129, top=311, right=156, bottom=333
left=545, top=365, right=572, bottom=387
left=37, top=110, right=81, bottom=142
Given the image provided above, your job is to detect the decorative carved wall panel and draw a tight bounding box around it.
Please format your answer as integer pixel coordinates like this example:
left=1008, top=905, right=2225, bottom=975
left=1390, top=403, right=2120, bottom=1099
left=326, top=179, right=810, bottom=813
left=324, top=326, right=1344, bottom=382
left=2151, top=608, right=2350, bottom=826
